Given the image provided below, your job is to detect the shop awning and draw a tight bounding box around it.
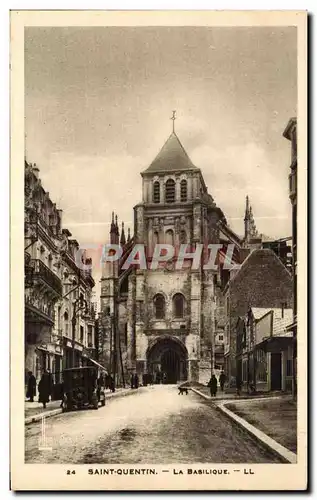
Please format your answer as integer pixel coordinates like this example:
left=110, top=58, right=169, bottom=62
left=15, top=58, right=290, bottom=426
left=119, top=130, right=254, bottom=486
left=86, top=357, right=108, bottom=374
left=36, top=345, right=50, bottom=353
left=255, top=335, right=293, bottom=352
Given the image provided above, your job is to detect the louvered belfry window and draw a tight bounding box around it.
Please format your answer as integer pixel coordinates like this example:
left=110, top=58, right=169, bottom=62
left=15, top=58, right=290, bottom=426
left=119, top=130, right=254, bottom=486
left=173, top=293, right=185, bottom=318
left=153, top=181, right=160, bottom=203
left=180, top=179, right=187, bottom=202
left=154, top=294, right=165, bottom=319
left=165, top=179, right=175, bottom=203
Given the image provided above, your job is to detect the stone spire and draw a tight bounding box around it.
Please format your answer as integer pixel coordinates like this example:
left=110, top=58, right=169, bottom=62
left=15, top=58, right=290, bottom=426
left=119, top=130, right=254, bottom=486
left=120, top=221, right=126, bottom=246
left=115, top=214, right=120, bottom=237
left=110, top=211, right=116, bottom=244
left=127, top=227, right=131, bottom=242
left=244, top=196, right=259, bottom=242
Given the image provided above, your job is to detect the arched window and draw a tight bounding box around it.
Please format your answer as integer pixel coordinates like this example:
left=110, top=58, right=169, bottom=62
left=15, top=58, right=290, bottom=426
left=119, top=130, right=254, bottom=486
left=153, top=231, right=159, bottom=246
left=154, top=294, right=165, bottom=319
left=165, top=179, right=175, bottom=203
left=173, top=293, right=185, bottom=318
left=165, top=229, right=174, bottom=246
left=179, top=230, right=187, bottom=244
left=64, top=311, right=69, bottom=336
left=153, top=181, right=160, bottom=203
left=180, top=179, right=187, bottom=202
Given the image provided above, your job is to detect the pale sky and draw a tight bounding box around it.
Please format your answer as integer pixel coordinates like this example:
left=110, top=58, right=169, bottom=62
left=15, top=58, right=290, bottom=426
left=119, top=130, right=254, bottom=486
left=25, top=26, right=297, bottom=294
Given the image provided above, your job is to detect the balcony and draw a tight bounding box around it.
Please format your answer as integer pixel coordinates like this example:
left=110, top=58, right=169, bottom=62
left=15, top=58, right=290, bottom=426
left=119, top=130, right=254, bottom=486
left=27, top=259, right=62, bottom=297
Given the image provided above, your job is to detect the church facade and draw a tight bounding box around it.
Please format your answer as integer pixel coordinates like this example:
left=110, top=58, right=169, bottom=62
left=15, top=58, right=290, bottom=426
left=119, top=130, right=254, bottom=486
left=100, top=129, right=241, bottom=384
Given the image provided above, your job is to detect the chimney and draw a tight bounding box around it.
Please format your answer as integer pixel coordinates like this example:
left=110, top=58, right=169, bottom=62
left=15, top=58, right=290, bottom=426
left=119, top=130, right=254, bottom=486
left=281, top=302, right=285, bottom=318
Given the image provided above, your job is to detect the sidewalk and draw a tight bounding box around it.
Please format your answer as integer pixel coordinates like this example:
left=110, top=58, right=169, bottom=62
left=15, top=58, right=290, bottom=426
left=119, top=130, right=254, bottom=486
left=25, top=400, right=62, bottom=419
left=191, top=385, right=297, bottom=464
left=191, top=384, right=261, bottom=400
left=226, top=397, right=297, bottom=454
left=25, top=387, right=140, bottom=424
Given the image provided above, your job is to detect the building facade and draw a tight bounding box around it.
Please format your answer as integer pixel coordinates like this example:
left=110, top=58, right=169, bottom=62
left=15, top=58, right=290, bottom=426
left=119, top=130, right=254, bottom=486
left=24, top=160, right=96, bottom=387
left=283, top=117, right=297, bottom=397
left=100, top=131, right=239, bottom=384
left=236, top=307, right=293, bottom=393
left=223, top=248, right=293, bottom=384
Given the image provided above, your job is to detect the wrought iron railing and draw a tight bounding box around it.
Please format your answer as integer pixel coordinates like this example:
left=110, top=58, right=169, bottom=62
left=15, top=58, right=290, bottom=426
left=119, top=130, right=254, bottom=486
left=31, top=259, right=62, bottom=296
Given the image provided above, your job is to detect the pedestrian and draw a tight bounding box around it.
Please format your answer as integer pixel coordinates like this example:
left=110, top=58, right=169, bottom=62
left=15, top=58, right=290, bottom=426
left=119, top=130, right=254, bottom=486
left=236, top=374, right=242, bottom=397
left=97, top=375, right=102, bottom=402
left=110, top=375, right=115, bottom=393
left=59, top=379, right=65, bottom=408
left=26, top=371, right=36, bottom=402
left=208, top=374, right=218, bottom=397
left=38, top=370, right=52, bottom=409
left=134, top=373, right=139, bottom=389
left=130, top=373, right=135, bottom=389
left=219, top=371, right=226, bottom=392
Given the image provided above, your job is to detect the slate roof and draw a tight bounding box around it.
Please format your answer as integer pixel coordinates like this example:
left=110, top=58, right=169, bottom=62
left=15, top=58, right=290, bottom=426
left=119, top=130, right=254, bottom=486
left=143, top=132, right=198, bottom=174
left=251, top=307, right=293, bottom=337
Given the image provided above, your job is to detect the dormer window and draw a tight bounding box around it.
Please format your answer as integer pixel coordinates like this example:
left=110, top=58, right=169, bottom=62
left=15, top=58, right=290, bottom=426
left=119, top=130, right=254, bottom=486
left=153, top=181, right=160, bottom=203
left=165, top=179, right=175, bottom=203
left=180, top=179, right=187, bottom=202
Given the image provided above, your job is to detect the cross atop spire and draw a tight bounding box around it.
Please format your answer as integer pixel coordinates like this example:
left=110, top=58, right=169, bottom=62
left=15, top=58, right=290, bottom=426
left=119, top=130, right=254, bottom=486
left=170, top=110, right=176, bottom=133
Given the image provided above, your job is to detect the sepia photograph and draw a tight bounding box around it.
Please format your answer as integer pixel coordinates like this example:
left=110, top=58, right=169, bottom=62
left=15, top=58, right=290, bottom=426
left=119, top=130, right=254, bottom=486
left=10, top=10, right=307, bottom=491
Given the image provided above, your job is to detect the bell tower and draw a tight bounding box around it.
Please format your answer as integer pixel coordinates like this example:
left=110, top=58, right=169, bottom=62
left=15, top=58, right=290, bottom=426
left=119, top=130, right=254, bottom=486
left=129, top=113, right=228, bottom=383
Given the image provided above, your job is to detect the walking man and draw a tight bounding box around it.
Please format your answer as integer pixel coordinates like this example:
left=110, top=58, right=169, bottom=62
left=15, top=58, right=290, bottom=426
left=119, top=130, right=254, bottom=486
left=38, top=370, right=52, bottom=409
left=208, top=374, right=218, bottom=397
left=26, top=371, right=36, bottom=402
left=219, top=371, right=226, bottom=392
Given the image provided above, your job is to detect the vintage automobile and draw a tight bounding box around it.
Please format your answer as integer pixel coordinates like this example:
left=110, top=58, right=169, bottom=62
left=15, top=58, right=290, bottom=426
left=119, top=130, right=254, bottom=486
left=61, top=366, right=106, bottom=412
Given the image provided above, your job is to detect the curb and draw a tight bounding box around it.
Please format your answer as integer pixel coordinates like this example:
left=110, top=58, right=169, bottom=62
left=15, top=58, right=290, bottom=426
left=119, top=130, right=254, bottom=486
left=191, top=387, right=297, bottom=464
left=25, top=408, right=62, bottom=425
left=190, top=387, right=284, bottom=403
left=191, top=387, right=211, bottom=400
left=25, top=387, right=142, bottom=425
left=217, top=402, right=297, bottom=464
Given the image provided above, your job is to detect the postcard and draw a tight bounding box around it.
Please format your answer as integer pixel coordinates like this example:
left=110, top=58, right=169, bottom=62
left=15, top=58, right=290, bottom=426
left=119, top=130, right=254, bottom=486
left=10, top=10, right=307, bottom=491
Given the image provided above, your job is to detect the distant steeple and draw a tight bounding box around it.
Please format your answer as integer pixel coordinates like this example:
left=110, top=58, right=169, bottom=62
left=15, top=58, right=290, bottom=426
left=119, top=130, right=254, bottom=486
left=244, top=195, right=250, bottom=219
left=114, top=214, right=120, bottom=245
left=110, top=212, right=116, bottom=244
left=120, top=222, right=126, bottom=246
left=244, top=196, right=259, bottom=243
left=127, top=227, right=131, bottom=242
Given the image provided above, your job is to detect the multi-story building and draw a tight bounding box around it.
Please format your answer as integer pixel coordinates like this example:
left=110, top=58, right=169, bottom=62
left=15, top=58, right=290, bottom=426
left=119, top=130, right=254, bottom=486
left=24, top=160, right=96, bottom=386
left=223, top=248, right=293, bottom=384
left=236, top=306, right=293, bottom=393
left=25, top=161, right=64, bottom=383
left=283, top=117, right=297, bottom=397
left=52, top=235, right=96, bottom=377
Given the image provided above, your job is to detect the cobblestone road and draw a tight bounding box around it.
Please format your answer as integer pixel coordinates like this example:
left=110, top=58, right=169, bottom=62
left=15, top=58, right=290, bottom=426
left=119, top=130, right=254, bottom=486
left=25, top=385, right=280, bottom=464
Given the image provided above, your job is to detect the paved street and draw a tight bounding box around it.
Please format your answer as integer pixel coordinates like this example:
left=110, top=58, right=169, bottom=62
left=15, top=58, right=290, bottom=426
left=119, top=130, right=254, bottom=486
left=25, top=386, right=280, bottom=464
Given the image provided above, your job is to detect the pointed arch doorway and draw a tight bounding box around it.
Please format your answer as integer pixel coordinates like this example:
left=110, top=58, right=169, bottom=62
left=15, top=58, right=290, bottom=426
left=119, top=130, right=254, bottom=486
left=147, top=336, right=188, bottom=384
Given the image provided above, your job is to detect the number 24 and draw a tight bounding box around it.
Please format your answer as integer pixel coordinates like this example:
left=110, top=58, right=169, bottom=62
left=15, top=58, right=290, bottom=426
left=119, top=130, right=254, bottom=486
left=67, top=470, right=76, bottom=475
